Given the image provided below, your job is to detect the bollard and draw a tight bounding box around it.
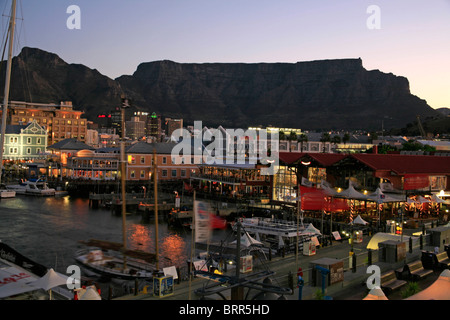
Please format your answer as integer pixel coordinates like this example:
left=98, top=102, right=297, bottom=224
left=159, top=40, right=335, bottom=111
left=288, top=271, right=294, bottom=293
left=352, top=254, right=357, bottom=273
left=297, top=276, right=304, bottom=300
left=135, top=279, right=138, bottom=296
left=176, top=267, right=181, bottom=284
left=368, top=249, right=372, bottom=266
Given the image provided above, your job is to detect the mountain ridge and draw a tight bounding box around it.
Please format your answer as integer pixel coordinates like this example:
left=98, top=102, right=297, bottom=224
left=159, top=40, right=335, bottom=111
left=0, top=47, right=442, bottom=131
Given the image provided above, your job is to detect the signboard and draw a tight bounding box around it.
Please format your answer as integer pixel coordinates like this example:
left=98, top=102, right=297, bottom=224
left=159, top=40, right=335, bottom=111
left=404, top=174, right=429, bottom=190
left=332, top=231, right=341, bottom=241
left=153, top=276, right=174, bottom=298
left=240, top=255, right=253, bottom=273
left=310, top=236, right=320, bottom=247
left=329, top=261, right=344, bottom=285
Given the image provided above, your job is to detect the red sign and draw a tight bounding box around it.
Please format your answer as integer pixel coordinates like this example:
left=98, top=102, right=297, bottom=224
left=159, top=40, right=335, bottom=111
left=404, top=174, right=429, bottom=190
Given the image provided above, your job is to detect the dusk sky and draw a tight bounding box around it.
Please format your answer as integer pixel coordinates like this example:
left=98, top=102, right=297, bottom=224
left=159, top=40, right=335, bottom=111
left=3, top=0, right=450, bottom=109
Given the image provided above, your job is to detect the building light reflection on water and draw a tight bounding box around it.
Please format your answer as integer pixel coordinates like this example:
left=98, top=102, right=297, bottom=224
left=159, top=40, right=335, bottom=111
left=128, top=224, right=188, bottom=267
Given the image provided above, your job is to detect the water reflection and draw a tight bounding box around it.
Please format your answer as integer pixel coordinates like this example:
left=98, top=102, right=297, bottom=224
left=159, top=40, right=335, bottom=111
left=127, top=224, right=188, bottom=267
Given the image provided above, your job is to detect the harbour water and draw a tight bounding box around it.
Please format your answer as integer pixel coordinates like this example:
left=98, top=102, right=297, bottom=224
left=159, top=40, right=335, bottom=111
left=0, top=195, right=229, bottom=282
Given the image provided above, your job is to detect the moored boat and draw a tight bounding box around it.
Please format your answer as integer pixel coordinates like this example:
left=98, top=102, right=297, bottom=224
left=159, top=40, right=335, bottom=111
left=7, top=179, right=55, bottom=196
left=74, top=239, right=165, bottom=281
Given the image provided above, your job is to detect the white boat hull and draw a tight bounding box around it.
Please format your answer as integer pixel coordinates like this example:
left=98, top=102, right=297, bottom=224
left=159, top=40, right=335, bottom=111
left=0, top=189, right=15, bottom=198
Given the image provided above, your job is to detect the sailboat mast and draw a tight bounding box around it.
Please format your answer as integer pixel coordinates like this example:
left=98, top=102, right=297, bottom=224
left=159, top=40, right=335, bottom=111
left=120, top=97, right=129, bottom=269
left=0, top=0, right=17, bottom=186
left=153, top=149, right=159, bottom=271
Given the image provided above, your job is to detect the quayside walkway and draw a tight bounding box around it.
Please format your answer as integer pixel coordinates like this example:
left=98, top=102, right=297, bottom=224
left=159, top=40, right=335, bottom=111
left=115, top=227, right=446, bottom=301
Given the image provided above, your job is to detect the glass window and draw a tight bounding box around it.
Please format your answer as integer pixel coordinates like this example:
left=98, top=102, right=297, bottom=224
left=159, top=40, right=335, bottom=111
left=162, top=169, right=168, bottom=177
left=171, top=169, right=177, bottom=177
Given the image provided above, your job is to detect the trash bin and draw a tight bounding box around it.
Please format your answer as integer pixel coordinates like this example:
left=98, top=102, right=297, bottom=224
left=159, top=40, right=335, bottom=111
left=153, top=275, right=174, bottom=298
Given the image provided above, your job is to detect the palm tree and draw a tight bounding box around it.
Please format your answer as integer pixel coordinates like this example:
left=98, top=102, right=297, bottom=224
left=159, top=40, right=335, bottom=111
left=343, top=133, right=350, bottom=145
left=320, top=132, right=331, bottom=153
left=331, top=135, right=341, bottom=152
left=297, top=134, right=308, bottom=152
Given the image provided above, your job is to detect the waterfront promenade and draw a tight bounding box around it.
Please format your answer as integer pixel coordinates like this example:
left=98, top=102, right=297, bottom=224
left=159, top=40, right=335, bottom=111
left=115, top=228, right=441, bottom=301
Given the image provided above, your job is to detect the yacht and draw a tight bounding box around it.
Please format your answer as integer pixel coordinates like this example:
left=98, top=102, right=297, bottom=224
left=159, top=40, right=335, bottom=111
left=7, top=179, right=55, bottom=196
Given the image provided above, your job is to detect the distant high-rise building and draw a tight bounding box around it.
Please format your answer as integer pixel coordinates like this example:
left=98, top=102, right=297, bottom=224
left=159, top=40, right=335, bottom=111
left=149, top=112, right=162, bottom=141
left=126, top=116, right=146, bottom=140
left=165, top=118, right=183, bottom=138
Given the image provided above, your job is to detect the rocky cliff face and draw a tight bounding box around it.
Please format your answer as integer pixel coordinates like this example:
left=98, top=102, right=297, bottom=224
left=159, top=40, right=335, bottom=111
left=1, top=47, right=441, bottom=131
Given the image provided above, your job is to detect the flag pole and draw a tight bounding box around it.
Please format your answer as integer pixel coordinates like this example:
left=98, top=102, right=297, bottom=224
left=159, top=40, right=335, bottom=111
left=188, top=190, right=196, bottom=300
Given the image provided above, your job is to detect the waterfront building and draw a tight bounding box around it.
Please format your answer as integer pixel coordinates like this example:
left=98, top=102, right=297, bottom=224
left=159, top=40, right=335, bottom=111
left=47, top=138, right=95, bottom=178
left=275, top=151, right=450, bottom=223
left=0, top=120, right=47, bottom=161
left=3, top=101, right=88, bottom=145
left=125, top=141, right=199, bottom=181
left=67, top=147, right=120, bottom=180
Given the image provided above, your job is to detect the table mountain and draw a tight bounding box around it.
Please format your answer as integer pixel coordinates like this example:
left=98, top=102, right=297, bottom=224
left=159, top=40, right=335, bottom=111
left=1, top=47, right=442, bottom=131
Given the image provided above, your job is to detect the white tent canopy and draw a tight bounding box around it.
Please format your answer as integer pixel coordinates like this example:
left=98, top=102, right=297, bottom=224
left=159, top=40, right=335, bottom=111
left=363, top=287, right=388, bottom=300
left=417, top=196, right=431, bottom=204
left=367, top=188, right=404, bottom=203
left=29, top=268, right=68, bottom=291
left=405, top=270, right=450, bottom=300
left=76, top=285, right=102, bottom=300
left=232, top=231, right=263, bottom=247
left=431, top=194, right=446, bottom=204
left=349, top=215, right=369, bottom=226
left=335, top=184, right=367, bottom=200
left=300, top=223, right=322, bottom=235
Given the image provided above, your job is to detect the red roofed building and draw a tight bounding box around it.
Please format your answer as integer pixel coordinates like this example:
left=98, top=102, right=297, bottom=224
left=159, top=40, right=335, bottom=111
left=274, top=151, right=449, bottom=205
